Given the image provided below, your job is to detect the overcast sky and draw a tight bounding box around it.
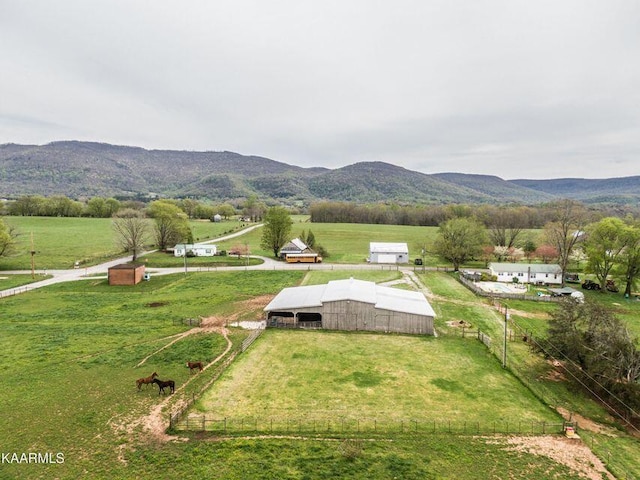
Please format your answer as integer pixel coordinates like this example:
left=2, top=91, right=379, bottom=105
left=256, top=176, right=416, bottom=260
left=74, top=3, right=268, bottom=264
left=1, top=1, right=639, bottom=179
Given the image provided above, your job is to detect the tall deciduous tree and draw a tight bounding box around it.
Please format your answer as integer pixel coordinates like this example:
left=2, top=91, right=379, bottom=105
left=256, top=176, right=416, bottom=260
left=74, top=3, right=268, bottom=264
left=112, top=209, right=150, bottom=261
left=616, top=223, right=640, bottom=298
left=433, top=217, right=487, bottom=271
left=147, top=200, right=192, bottom=251
left=261, top=206, right=293, bottom=257
left=543, top=200, right=588, bottom=286
left=584, top=217, right=629, bottom=290
left=546, top=299, right=640, bottom=413
left=0, top=218, right=18, bottom=258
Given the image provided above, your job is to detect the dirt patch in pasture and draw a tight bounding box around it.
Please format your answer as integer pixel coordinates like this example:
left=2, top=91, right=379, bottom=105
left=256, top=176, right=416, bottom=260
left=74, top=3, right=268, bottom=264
left=485, top=435, right=615, bottom=480
left=146, top=301, right=168, bottom=308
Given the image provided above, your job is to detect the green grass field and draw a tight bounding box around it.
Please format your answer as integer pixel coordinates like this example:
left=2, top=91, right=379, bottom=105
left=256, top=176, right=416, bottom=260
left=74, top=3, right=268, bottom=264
left=1, top=216, right=249, bottom=270
left=1, top=217, right=639, bottom=478
left=194, top=330, right=560, bottom=427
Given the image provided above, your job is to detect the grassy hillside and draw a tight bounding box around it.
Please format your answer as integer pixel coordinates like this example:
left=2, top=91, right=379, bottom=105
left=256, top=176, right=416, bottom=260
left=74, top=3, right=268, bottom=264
left=0, top=270, right=613, bottom=479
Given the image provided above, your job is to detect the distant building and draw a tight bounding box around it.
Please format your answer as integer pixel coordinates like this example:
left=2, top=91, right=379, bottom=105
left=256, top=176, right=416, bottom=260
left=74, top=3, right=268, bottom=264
left=368, top=242, right=409, bottom=264
left=108, top=263, right=145, bottom=286
left=264, top=278, right=435, bottom=335
left=279, top=238, right=310, bottom=259
left=173, top=243, right=217, bottom=257
left=489, top=263, right=562, bottom=285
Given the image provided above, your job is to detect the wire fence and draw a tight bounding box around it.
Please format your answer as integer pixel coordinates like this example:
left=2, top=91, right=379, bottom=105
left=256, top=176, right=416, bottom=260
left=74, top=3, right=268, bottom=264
left=172, top=414, right=566, bottom=436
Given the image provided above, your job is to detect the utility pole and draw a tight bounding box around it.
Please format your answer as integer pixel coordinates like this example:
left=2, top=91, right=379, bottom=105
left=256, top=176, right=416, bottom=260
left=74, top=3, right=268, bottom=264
left=183, top=244, right=188, bottom=275
left=502, top=305, right=509, bottom=368
left=30, top=232, right=36, bottom=279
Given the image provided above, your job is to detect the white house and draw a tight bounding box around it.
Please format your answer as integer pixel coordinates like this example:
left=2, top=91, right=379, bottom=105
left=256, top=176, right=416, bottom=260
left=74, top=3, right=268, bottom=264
left=174, top=243, right=217, bottom=257
left=489, top=263, right=562, bottom=285
left=369, top=242, right=409, bottom=264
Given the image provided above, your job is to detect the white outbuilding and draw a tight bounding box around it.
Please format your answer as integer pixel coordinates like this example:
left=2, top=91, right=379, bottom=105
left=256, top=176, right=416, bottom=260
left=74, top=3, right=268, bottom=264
left=173, top=243, right=217, bottom=257
left=368, top=242, right=409, bottom=264
left=264, top=278, right=435, bottom=335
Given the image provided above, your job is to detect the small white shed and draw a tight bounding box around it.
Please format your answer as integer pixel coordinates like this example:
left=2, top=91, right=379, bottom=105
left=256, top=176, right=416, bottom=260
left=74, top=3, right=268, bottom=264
left=369, top=242, right=409, bottom=264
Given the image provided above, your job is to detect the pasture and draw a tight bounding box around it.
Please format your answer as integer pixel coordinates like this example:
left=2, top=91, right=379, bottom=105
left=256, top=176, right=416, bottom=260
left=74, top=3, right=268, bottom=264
left=193, top=330, right=560, bottom=427
left=0, top=216, right=247, bottom=270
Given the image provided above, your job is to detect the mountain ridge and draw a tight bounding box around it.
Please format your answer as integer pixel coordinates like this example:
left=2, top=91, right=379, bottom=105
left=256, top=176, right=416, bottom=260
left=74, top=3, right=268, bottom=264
left=1, top=141, right=638, bottom=205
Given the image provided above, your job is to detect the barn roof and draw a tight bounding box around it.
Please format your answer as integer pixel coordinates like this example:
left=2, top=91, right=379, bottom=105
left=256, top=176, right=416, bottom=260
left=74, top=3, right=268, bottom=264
left=369, top=242, right=409, bottom=254
left=264, top=278, right=435, bottom=318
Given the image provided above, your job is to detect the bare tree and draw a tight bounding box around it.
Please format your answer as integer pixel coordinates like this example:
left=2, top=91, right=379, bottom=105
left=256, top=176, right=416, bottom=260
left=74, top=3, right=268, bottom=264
left=112, top=209, right=150, bottom=261
left=544, top=200, right=588, bottom=286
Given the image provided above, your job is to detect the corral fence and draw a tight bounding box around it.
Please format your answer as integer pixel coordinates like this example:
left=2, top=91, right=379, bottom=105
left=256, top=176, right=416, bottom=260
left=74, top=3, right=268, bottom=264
left=173, top=317, right=202, bottom=327
left=0, top=285, right=37, bottom=299
left=458, top=275, right=561, bottom=303
left=169, top=325, right=266, bottom=429
left=267, top=319, right=323, bottom=329
left=173, top=415, right=567, bottom=436
left=241, top=328, right=264, bottom=352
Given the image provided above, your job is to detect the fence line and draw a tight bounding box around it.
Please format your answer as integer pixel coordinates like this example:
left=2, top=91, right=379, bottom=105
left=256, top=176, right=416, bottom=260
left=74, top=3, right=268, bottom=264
left=170, top=325, right=266, bottom=429
left=241, top=328, right=264, bottom=352
left=173, top=414, right=566, bottom=436
left=0, top=285, right=36, bottom=298
left=173, top=317, right=202, bottom=327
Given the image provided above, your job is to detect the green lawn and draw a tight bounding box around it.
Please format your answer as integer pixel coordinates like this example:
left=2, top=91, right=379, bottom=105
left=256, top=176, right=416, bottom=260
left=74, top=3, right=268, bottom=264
left=0, top=267, right=633, bottom=479
left=194, top=330, right=560, bottom=429
left=1, top=216, right=251, bottom=270
left=216, top=222, right=441, bottom=263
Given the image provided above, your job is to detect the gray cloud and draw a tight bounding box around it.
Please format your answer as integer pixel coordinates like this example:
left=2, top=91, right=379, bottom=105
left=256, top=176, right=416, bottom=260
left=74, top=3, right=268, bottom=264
left=1, top=0, right=639, bottom=179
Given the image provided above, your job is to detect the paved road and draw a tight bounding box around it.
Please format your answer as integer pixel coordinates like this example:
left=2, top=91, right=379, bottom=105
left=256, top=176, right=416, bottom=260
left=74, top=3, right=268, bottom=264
left=0, top=223, right=409, bottom=298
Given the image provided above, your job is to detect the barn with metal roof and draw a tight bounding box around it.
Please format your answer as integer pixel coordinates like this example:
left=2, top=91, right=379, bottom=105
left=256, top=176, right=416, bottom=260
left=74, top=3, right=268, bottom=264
left=264, top=278, right=435, bottom=335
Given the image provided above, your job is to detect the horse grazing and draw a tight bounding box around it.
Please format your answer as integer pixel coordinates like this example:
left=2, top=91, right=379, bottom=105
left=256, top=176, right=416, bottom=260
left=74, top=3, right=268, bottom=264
left=136, top=372, right=158, bottom=390
left=152, top=378, right=175, bottom=395
left=186, top=361, right=203, bottom=373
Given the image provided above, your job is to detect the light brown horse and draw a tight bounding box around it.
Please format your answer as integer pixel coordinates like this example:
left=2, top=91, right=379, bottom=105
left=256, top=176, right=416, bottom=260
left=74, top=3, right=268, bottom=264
left=186, top=361, right=203, bottom=373
left=136, top=372, right=158, bottom=390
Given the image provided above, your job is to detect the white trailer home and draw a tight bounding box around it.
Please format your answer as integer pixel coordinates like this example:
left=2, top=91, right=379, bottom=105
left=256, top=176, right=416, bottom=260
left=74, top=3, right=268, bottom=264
left=173, top=243, right=217, bottom=257
left=489, top=263, right=562, bottom=285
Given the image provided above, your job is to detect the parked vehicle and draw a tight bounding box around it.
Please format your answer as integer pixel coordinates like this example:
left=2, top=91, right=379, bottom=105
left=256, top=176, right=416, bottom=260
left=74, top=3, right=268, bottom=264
left=582, top=280, right=601, bottom=291
left=564, top=273, right=580, bottom=284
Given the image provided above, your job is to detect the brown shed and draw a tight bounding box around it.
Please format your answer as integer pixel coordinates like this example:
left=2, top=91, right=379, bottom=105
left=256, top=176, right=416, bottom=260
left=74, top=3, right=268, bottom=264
left=108, top=263, right=146, bottom=286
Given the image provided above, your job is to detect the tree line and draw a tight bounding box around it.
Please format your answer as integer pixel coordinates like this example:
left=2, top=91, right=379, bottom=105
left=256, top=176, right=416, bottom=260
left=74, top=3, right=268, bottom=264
left=310, top=200, right=639, bottom=229
left=432, top=200, right=640, bottom=295
left=0, top=195, right=239, bottom=220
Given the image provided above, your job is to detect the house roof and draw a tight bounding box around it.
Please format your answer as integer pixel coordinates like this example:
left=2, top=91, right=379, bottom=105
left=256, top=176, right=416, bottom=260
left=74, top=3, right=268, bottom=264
left=264, top=278, right=435, bottom=317
left=369, top=242, right=409, bottom=254
left=489, top=263, right=561, bottom=274
left=174, top=243, right=216, bottom=249
left=279, top=238, right=308, bottom=253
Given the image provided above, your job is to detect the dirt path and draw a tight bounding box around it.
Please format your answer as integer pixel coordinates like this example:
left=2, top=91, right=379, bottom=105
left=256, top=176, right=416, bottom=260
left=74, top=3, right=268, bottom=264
left=112, top=319, right=235, bottom=463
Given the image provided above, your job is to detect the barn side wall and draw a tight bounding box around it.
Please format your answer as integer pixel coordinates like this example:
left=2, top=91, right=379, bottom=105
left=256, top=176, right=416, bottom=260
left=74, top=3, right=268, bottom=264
left=108, top=265, right=145, bottom=286
left=322, top=300, right=433, bottom=335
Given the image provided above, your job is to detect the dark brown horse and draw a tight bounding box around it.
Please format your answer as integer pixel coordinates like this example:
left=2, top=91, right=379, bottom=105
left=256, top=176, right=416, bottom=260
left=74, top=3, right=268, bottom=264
left=186, top=361, right=203, bottom=373
left=136, top=372, right=158, bottom=390
left=152, top=378, right=175, bottom=395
